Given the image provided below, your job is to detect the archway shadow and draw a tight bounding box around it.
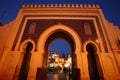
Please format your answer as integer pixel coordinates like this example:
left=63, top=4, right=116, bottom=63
left=86, top=43, right=104, bottom=80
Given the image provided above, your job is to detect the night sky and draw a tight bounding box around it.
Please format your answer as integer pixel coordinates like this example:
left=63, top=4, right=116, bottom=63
left=0, top=0, right=120, bottom=56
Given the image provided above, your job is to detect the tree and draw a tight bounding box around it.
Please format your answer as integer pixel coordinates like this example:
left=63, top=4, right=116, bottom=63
left=62, top=52, right=65, bottom=59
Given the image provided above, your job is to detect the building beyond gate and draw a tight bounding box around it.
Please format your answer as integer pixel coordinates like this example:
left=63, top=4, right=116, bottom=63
left=0, top=4, right=120, bottom=80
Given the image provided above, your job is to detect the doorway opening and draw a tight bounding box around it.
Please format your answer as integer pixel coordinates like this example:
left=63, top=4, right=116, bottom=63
left=44, top=31, right=75, bottom=80
left=18, top=42, right=33, bottom=80
left=86, top=43, right=103, bottom=80
left=48, top=39, right=72, bottom=79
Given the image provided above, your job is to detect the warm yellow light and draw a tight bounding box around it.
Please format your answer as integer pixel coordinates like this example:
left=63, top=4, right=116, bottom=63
left=95, top=39, right=99, bottom=43
left=68, top=58, right=72, bottom=63
left=55, top=58, right=58, bottom=62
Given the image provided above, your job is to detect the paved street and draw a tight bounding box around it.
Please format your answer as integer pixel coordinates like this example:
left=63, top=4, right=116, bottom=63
left=47, top=73, right=69, bottom=80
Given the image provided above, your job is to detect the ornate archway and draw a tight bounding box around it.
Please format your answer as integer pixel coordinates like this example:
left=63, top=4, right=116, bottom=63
left=37, top=24, right=82, bottom=66
left=84, top=41, right=104, bottom=80
left=37, top=23, right=81, bottom=55
left=37, top=23, right=82, bottom=80
left=13, top=39, right=35, bottom=80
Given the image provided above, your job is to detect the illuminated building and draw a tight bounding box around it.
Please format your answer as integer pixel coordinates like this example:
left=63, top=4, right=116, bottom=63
left=48, top=51, right=65, bottom=68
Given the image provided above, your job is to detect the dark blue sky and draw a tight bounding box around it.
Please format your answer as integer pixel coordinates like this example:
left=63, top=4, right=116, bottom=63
left=50, top=39, right=71, bottom=57
left=0, top=0, right=120, bottom=55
